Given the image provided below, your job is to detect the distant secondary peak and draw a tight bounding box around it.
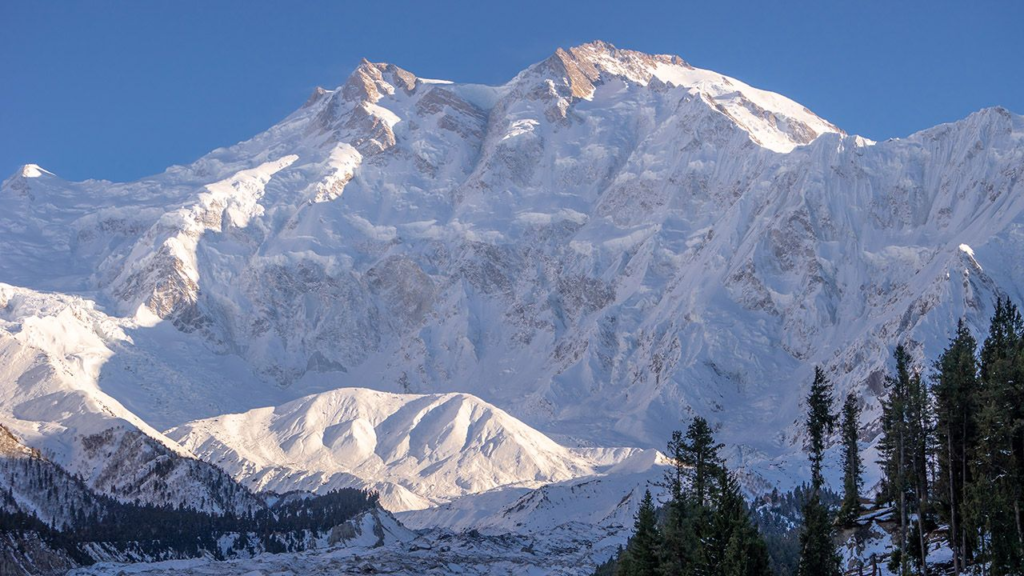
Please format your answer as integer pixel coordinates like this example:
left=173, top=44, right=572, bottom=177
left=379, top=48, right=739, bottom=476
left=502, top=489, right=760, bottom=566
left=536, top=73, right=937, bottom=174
left=303, top=86, right=329, bottom=108
left=968, top=106, right=1016, bottom=129
left=1, top=165, right=48, bottom=201
left=2, top=164, right=56, bottom=196
left=16, top=164, right=54, bottom=179
left=917, top=105, right=1020, bottom=146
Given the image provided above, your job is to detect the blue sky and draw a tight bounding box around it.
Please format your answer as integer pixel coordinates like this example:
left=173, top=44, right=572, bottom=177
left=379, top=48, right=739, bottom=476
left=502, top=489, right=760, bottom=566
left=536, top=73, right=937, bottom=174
left=2, top=1, right=1022, bottom=182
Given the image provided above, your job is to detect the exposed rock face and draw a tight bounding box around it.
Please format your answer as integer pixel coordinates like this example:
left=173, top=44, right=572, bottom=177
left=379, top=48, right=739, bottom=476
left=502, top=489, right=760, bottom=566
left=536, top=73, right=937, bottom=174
left=76, top=427, right=265, bottom=515
left=0, top=424, right=40, bottom=459
left=0, top=532, right=77, bottom=576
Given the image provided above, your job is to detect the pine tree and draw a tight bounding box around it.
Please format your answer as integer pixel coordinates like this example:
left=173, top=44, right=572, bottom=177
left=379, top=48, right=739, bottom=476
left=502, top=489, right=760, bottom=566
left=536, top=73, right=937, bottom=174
left=879, top=344, right=913, bottom=575
left=684, top=416, right=725, bottom=508
left=798, top=492, right=842, bottom=576
left=667, top=429, right=686, bottom=503
left=715, top=468, right=773, bottom=576
left=906, top=371, right=932, bottom=575
left=970, top=298, right=1024, bottom=575
left=877, top=344, right=935, bottom=575
left=806, top=367, right=837, bottom=491
left=660, top=496, right=698, bottom=576
left=663, top=417, right=723, bottom=576
left=663, top=430, right=698, bottom=576
left=837, top=392, right=863, bottom=527
left=932, top=319, right=978, bottom=574
left=610, top=418, right=773, bottom=576
left=616, top=489, right=663, bottom=576
left=798, top=366, right=841, bottom=576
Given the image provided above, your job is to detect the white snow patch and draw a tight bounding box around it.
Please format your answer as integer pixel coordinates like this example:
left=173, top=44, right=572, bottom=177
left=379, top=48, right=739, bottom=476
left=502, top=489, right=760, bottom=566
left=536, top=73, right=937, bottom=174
left=18, top=164, right=53, bottom=178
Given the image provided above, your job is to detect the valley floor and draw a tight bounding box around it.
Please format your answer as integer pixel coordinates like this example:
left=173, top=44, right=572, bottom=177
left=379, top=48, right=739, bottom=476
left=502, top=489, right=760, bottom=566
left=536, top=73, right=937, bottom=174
left=70, top=526, right=620, bottom=576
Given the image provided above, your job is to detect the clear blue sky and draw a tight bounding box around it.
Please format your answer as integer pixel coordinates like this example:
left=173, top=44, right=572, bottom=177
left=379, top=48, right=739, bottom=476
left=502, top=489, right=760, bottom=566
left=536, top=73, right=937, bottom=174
left=2, top=1, right=1022, bottom=182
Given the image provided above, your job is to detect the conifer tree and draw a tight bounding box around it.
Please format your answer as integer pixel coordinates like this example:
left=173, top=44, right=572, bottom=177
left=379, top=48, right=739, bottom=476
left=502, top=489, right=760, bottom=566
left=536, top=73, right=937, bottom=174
left=798, top=491, right=841, bottom=576
left=662, top=430, right=698, bottom=575
left=659, top=496, right=698, bottom=576
left=798, top=366, right=841, bottom=576
left=806, top=367, right=837, bottom=491
left=616, top=489, right=663, bottom=576
left=684, top=416, right=725, bottom=508
left=715, top=468, right=772, bottom=576
left=932, top=319, right=978, bottom=574
left=879, top=344, right=913, bottom=574
left=970, top=298, right=1024, bottom=575
left=667, top=429, right=686, bottom=502
left=913, top=368, right=937, bottom=569
left=906, top=371, right=932, bottom=575
left=663, top=417, right=723, bottom=576
left=878, top=345, right=933, bottom=575
left=610, top=419, right=772, bottom=576
left=837, top=392, right=863, bottom=527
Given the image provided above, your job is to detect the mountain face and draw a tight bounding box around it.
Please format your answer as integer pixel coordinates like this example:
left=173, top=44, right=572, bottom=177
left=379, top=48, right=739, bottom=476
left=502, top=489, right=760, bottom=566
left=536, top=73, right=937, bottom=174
left=0, top=284, right=271, bottom=516
left=2, top=40, right=1023, bottom=521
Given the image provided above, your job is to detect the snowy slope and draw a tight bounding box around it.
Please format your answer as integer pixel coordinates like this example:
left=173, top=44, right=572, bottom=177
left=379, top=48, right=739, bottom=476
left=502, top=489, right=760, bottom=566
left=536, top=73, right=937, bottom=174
left=2, top=41, right=1024, bottom=515
left=398, top=449, right=668, bottom=534
left=166, top=388, right=603, bottom=511
left=0, top=284, right=264, bottom=514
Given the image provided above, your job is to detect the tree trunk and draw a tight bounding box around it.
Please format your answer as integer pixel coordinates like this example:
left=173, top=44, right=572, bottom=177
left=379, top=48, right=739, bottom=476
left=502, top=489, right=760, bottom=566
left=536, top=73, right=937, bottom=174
left=900, top=425, right=908, bottom=568
left=914, top=410, right=928, bottom=576
left=916, top=490, right=929, bottom=576
left=962, top=414, right=970, bottom=565
left=1015, top=499, right=1023, bottom=548
left=948, top=422, right=960, bottom=575
left=981, top=533, right=987, bottom=576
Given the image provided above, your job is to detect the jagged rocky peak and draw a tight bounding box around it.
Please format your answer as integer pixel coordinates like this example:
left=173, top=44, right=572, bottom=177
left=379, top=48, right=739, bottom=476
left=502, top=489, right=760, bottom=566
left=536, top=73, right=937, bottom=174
left=305, top=59, right=422, bottom=154
left=525, top=40, right=842, bottom=150
left=538, top=40, right=690, bottom=97
left=341, top=58, right=418, bottom=102
left=297, top=41, right=840, bottom=157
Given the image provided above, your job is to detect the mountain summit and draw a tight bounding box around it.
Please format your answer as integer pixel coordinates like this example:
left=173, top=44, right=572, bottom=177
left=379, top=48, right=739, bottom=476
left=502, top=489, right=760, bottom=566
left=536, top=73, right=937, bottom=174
left=530, top=41, right=843, bottom=151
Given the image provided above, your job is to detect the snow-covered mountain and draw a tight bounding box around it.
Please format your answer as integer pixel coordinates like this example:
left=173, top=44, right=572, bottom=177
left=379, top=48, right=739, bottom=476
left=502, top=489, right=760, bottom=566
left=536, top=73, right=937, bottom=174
left=2, top=41, right=1024, bottom=569
left=166, top=387, right=608, bottom=511
left=0, top=284, right=266, bottom=514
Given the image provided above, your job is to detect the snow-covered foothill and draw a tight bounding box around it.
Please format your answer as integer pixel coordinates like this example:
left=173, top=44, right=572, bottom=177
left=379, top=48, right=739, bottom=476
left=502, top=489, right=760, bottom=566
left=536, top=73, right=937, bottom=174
left=166, top=387, right=606, bottom=511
